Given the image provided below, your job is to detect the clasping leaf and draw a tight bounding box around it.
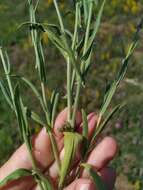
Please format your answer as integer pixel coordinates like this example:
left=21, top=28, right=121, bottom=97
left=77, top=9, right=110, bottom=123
left=59, top=132, right=83, bottom=187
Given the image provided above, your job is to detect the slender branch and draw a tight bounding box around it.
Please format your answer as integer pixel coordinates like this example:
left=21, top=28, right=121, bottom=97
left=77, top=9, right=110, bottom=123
left=67, top=57, right=72, bottom=123
left=71, top=2, right=93, bottom=128
left=41, top=82, right=61, bottom=173
left=53, top=0, right=65, bottom=34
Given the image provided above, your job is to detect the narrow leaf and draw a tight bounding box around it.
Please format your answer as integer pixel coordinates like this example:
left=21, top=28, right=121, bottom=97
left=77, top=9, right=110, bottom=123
left=59, top=132, right=83, bottom=187
left=81, top=109, right=88, bottom=139
left=81, top=109, right=89, bottom=157
left=93, top=104, right=122, bottom=141
left=82, top=164, right=107, bottom=190
left=51, top=92, right=59, bottom=127
left=86, top=0, right=106, bottom=52
left=0, top=169, right=32, bottom=187
left=26, top=108, right=46, bottom=126
left=0, top=80, right=13, bottom=109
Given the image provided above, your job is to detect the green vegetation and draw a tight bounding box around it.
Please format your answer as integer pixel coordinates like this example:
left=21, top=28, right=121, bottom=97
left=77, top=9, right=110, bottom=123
left=0, top=0, right=143, bottom=189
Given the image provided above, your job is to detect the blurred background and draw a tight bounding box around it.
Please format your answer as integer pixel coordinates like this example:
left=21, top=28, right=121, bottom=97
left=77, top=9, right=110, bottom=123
left=0, top=0, right=143, bottom=189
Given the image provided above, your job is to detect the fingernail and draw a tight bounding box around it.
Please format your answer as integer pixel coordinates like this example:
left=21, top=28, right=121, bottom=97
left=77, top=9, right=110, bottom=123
left=76, top=183, right=93, bottom=190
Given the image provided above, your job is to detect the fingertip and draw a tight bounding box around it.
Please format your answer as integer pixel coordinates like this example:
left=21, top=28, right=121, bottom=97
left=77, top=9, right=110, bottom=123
left=102, top=137, right=118, bottom=158
left=82, top=136, right=118, bottom=177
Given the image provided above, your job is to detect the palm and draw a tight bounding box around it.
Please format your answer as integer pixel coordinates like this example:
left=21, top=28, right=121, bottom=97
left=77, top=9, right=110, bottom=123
left=0, top=109, right=117, bottom=190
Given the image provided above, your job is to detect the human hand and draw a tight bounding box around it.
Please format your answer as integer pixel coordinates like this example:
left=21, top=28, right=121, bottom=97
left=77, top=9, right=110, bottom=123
left=0, top=108, right=118, bottom=190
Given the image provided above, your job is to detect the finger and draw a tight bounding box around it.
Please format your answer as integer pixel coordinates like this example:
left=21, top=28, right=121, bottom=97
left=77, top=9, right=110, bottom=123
left=64, top=178, right=95, bottom=190
left=0, top=109, right=70, bottom=190
left=79, top=112, right=98, bottom=138
left=44, top=113, right=98, bottom=181
left=82, top=137, right=118, bottom=177
left=64, top=167, right=116, bottom=190
left=100, top=167, right=116, bottom=190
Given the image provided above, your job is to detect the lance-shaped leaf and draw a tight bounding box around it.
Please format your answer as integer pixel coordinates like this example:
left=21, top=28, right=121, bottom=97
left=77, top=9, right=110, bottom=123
left=0, top=48, right=15, bottom=108
left=59, top=132, right=83, bottom=187
left=46, top=25, right=83, bottom=83
left=0, top=80, right=13, bottom=109
left=99, top=41, right=138, bottom=122
left=82, top=109, right=88, bottom=139
left=28, top=2, right=47, bottom=84
left=0, top=169, right=32, bottom=187
left=51, top=92, right=59, bottom=127
left=95, top=27, right=140, bottom=131
left=20, top=77, right=48, bottom=112
left=81, top=109, right=89, bottom=156
left=14, top=85, right=31, bottom=146
left=86, top=0, right=106, bottom=53
left=83, top=0, right=89, bottom=24
left=81, top=164, right=107, bottom=190
left=91, top=104, right=122, bottom=144
left=26, top=108, right=46, bottom=126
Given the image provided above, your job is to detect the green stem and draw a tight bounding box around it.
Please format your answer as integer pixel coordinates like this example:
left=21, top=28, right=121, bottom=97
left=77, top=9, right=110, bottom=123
left=71, top=2, right=80, bottom=92
left=71, top=81, right=81, bottom=127
left=24, top=134, right=45, bottom=190
left=71, top=2, right=93, bottom=128
left=48, top=131, right=61, bottom=172
left=41, top=82, right=50, bottom=124
left=72, top=3, right=80, bottom=50
left=67, top=57, right=72, bottom=123
left=83, top=2, right=93, bottom=54
left=81, top=1, right=93, bottom=72
left=53, top=0, right=82, bottom=84
left=53, top=0, right=74, bottom=125
left=53, top=0, right=65, bottom=33
left=41, top=82, right=61, bottom=173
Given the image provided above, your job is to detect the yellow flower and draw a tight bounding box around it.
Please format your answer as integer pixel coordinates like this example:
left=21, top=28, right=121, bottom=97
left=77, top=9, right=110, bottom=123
left=134, top=180, right=141, bottom=190
left=131, top=3, right=140, bottom=14
left=123, top=5, right=129, bottom=13
left=60, top=2, right=65, bottom=10
left=0, top=5, right=9, bottom=12
left=124, top=0, right=140, bottom=14
left=101, top=52, right=110, bottom=61
left=129, top=23, right=136, bottom=33
left=42, top=32, right=49, bottom=44
left=45, top=0, right=53, bottom=7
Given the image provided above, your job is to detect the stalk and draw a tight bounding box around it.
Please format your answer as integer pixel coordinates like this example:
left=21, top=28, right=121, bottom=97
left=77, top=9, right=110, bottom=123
left=71, top=80, right=81, bottom=127
left=81, top=2, right=93, bottom=72
left=41, top=82, right=50, bottom=124
left=71, top=2, right=80, bottom=95
left=53, top=0, right=72, bottom=124
left=28, top=0, right=61, bottom=175
left=67, top=57, right=72, bottom=123
left=41, top=82, right=61, bottom=173
left=71, top=2, right=93, bottom=127
left=23, top=134, right=45, bottom=190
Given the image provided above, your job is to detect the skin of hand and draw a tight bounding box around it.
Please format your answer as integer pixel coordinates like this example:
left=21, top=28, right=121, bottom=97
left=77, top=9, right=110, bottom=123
left=0, top=108, right=118, bottom=190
